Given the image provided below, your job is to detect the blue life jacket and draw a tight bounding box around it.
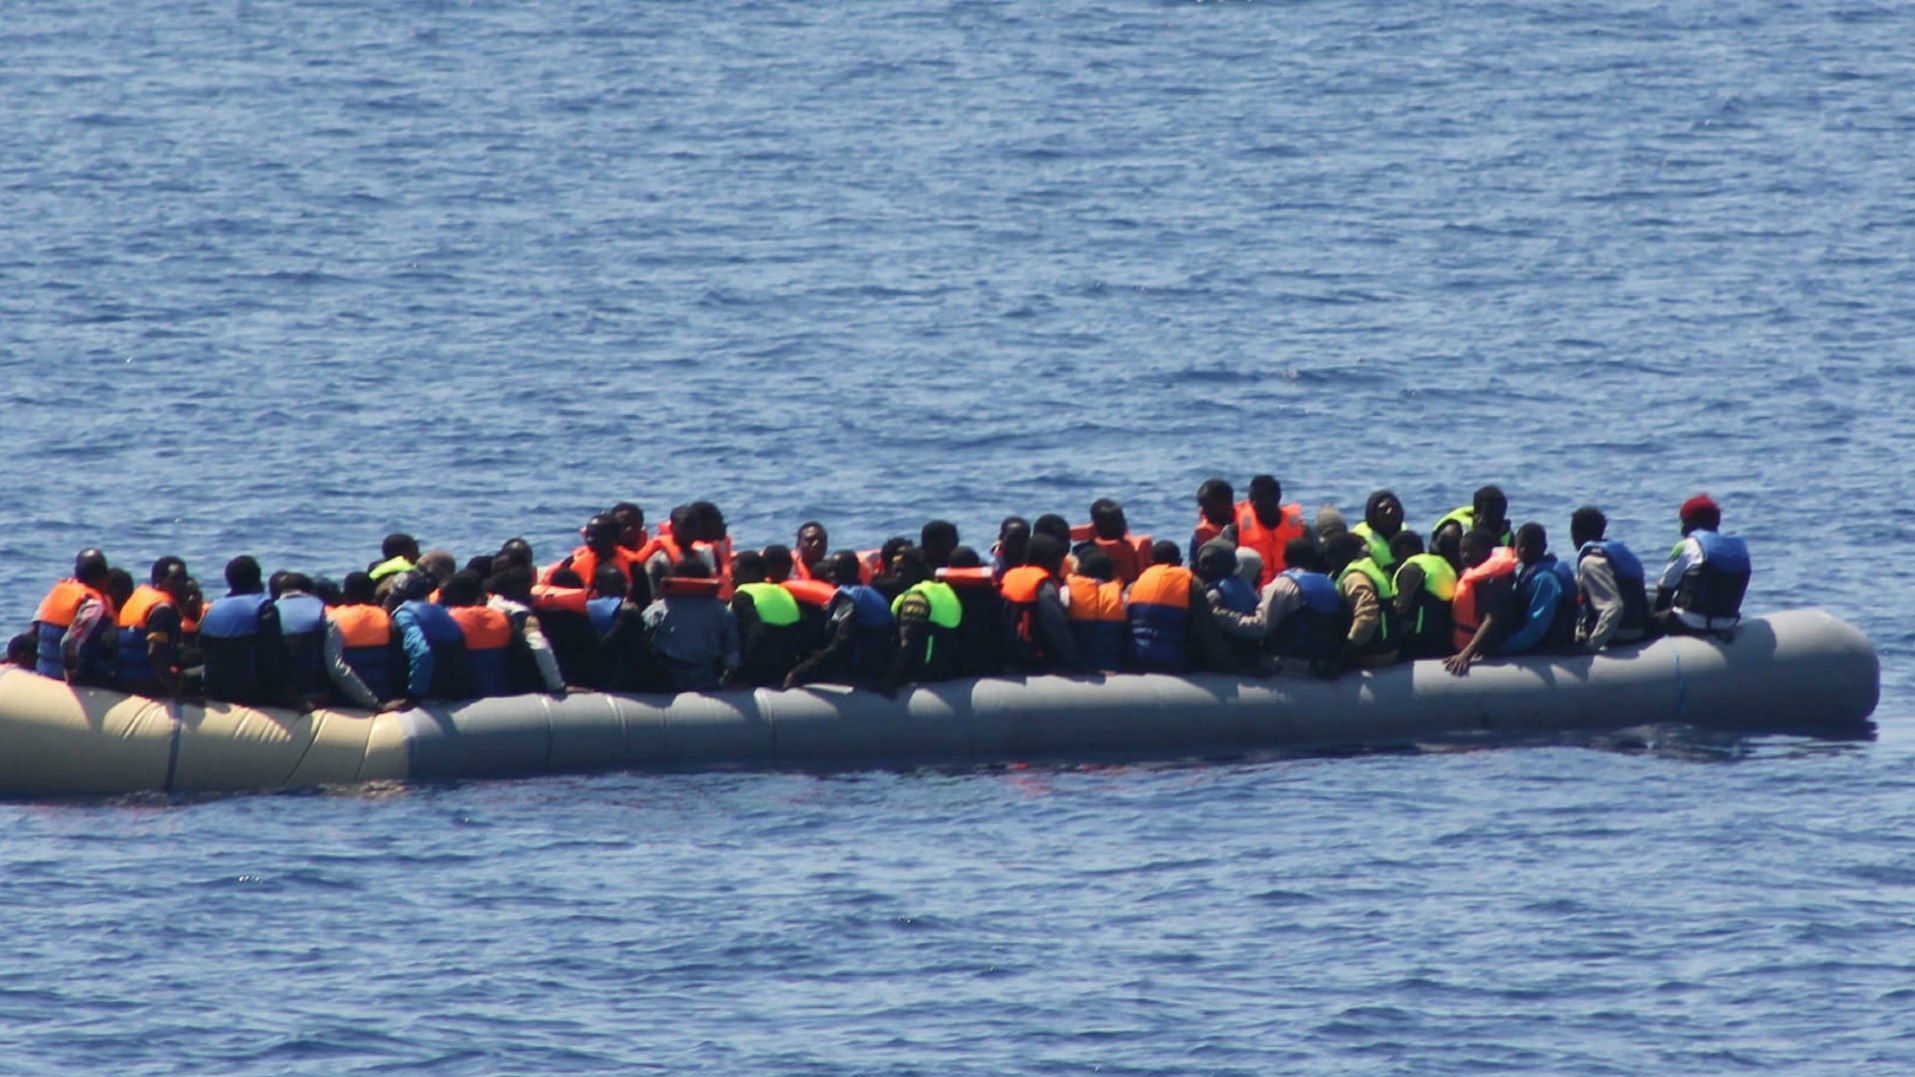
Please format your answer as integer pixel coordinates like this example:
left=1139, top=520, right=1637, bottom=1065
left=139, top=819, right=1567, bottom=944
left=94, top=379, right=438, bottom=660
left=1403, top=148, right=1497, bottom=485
left=587, top=596, right=623, bottom=637
left=1676, top=531, right=1751, bottom=622
left=1516, top=555, right=1579, bottom=649
left=113, top=587, right=178, bottom=688
left=201, top=593, right=278, bottom=706
left=837, top=585, right=895, bottom=678
left=1269, top=570, right=1348, bottom=659
left=275, top=593, right=329, bottom=700
left=395, top=600, right=470, bottom=699
left=1209, top=575, right=1257, bottom=615
left=1578, top=540, right=1648, bottom=640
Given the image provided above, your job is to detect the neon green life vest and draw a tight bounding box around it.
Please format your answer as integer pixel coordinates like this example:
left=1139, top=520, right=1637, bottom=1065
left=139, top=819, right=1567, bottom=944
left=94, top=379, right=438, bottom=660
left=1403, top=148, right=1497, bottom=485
left=1350, top=522, right=1399, bottom=572
left=368, top=555, right=415, bottom=582
left=1336, top=557, right=1396, bottom=641
left=891, top=581, right=962, bottom=665
left=736, top=582, right=801, bottom=627
left=1396, top=553, right=1457, bottom=601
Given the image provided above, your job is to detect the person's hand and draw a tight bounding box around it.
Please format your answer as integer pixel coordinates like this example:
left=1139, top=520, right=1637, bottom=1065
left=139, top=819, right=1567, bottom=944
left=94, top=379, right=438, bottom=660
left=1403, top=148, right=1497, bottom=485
left=1443, top=652, right=1474, bottom=677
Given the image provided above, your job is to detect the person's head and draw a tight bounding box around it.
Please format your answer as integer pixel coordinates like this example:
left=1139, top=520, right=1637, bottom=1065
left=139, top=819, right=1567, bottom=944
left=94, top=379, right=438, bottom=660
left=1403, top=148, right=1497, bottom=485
left=463, top=555, right=495, bottom=580
left=550, top=569, right=585, bottom=590
left=490, top=565, right=536, bottom=604
left=1431, top=524, right=1462, bottom=568
left=948, top=546, right=983, bottom=570
left=1680, top=494, right=1721, bottom=535
left=75, top=548, right=110, bottom=587
left=1197, top=478, right=1235, bottom=526
left=582, top=513, right=619, bottom=556
left=1025, top=534, right=1067, bottom=577
left=610, top=502, right=646, bottom=549
left=1473, top=486, right=1509, bottom=529
left=591, top=565, right=627, bottom=599
left=1459, top=528, right=1497, bottom=569
left=418, top=550, right=457, bottom=585
left=1195, top=541, right=1237, bottom=585
left=877, top=536, right=912, bottom=576
left=1089, top=498, right=1128, bottom=541
left=1075, top=545, right=1116, bottom=582
left=1570, top=506, right=1607, bottom=549
left=313, top=577, right=343, bottom=606
left=1315, top=504, right=1349, bottom=543
left=826, top=550, right=864, bottom=587
left=1388, top=531, right=1424, bottom=565
left=277, top=571, right=315, bottom=597
left=1514, top=522, right=1548, bottom=565
left=150, top=556, right=188, bottom=586
left=1149, top=540, right=1182, bottom=567
left=6, top=632, right=35, bottom=668
left=178, top=578, right=204, bottom=622
left=389, top=570, right=432, bottom=605
left=382, top=533, right=419, bottom=562
left=225, top=555, right=263, bottom=594
left=1283, top=538, right=1323, bottom=574
left=341, top=571, right=376, bottom=606
left=1247, top=474, right=1282, bottom=517
left=996, top=517, right=1031, bottom=565
left=495, top=538, right=534, bottom=571
left=761, top=544, right=794, bottom=584
left=795, top=522, right=828, bottom=567
left=684, top=501, right=727, bottom=543
left=268, top=570, right=290, bottom=598
left=920, top=520, right=959, bottom=568
left=439, top=570, right=484, bottom=607
left=1033, top=514, right=1073, bottom=548
left=1323, top=533, right=1366, bottom=575
left=105, top=568, right=134, bottom=609
left=894, top=547, right=931, bottom=588
left=733, top=550, right=769, bottom=586
left=1235, top=547, right=1263, bottom=586
left=1365, top=490, right=1404, bottom=535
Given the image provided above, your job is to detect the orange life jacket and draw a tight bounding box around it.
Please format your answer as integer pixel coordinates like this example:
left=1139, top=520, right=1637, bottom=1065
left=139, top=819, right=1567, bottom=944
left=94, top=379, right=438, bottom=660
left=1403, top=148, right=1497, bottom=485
left=1064, top=574, right=1126, bottom=623
left=35, top=578, right=112, bottom=627
left=531, top=584, right=590, bottom=615
left=446, top=605, right=512, bottom=649
left=115, top=585, right=171, bottom=631
left=935, top=566, right=997, bottom=588
left=1235, top=501, right=1306, bottom=586
left=1451, top=546, right=1520, bottom=651
left=781, top=578, right=838, bottom=608
left=999, top=564, right=1054, bottom=646
left=326, top=603, right=392, bottom=648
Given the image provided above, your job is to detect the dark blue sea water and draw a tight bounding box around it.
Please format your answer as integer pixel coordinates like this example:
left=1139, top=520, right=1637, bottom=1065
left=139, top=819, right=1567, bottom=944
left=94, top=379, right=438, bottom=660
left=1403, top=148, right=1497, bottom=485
left=4, top=0, right=1914, bottom=1071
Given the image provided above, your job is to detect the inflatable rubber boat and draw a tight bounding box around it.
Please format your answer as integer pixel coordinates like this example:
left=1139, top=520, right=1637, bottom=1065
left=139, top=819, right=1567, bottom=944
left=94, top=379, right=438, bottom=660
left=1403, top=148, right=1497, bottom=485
left=0, top=608, right=1878, bottom=799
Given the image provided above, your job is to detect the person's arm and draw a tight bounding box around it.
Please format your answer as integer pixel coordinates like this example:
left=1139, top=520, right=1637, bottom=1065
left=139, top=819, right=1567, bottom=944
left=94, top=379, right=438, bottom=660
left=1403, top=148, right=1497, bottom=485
left=61, top=597, right=106, bottom=681
left=1035, top=581, right=1083, bottom=671
left=321, top=619, right=380, bottom=710
left=1185, top=580, right=1240, bottom=674
left=784, top=601, right=855, bottom=689
left=144, top=604, right=185, bottom=696
left=1444, top=611, right=1499, bottom=676
left=1656, top=539, right=1698, bottom=609
left=1392, top=564, right=1425, bottom=618
left=394, top=608, right=435, bottom=698
left=1579, top=558, right=1622, bottom=651
left=1209, top=587, right=1265, bottom=639
left=718, top=606, right=741, bottom=682
left=521, top=612, right=568, bottom=694
left=1341, top=575, right=1380, bottom=648
left=881, top=592, right=933, bottom=695
left=1499, top=572, right=1562, bottom=656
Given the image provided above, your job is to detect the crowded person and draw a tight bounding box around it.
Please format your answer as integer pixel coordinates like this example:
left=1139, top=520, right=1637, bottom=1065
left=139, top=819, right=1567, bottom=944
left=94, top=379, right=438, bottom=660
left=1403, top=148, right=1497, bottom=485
left=29, top=549, right=118, bottom=687
left=1326, top=532, right=1398, bottom=669
left=388, top=569, right=471, bottom=703
left=999, top=533, right=1082, bottom=673
left=486, top=564, right=570, bottom=696
left=1125, top=540, right=1235, bottom=674
left=881, top=548, right=963, bottom=695
left=1500, top=523, right=1578, bottom=656
left=327, top=571, right=399, bottom=705
left=439, top=570, right=517, bottom=697
left=990, top=516, right=1031, bottom=580
left=113, top=557, right=193, bottom=698
left=1189, top=478, right=1236, bottom=560
left=937, top=546, right=1014, bottom=679
left=1569, top=506, right=1649, bottom=651
left=919, top=521, right=960, bottom=572
left=792, top=521, right=830, bottom=581
left=1655, top=495, right=1751, bottom=636
left=1432, top=486, right=1513, bottom=553
left=1388, top=532, right=1457, bottom=660
left=1195, top=541, right=1259, bottom=672
left=1063, top=546, right=1128, bottom=672
left=784, top=551, right=896, bottom=689
left=1445, top=529, right=1522, bottom=677
left=643, top=559, right=740, bottom=692
left=1085, top=498, right=1150, bottom=584
left=367, top=533, right=420, bottom=599
left=732, top=551, right=804, bottom=688
left=274, top=571, right=379, bottom=710
left=199, top=556, right=287, bottom=706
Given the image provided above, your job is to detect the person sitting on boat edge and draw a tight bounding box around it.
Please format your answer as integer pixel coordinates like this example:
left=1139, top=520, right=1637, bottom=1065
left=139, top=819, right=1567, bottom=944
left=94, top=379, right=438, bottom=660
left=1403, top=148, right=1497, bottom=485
left=1655, top=494, right=1751, bottom=636
left=199, top=555, right=290, bottom=707
left=1326, top=532, right=1399, bottom=672
left=937, top=546, right=1014, bottom=679
left=1444, top=529, right=1522, bottom=677
left=1001, top=533, right=1084, bottom=674
left=1570, top=506, right=1649, bottom=651
left=273, top=570, right=380, bottom=711
left=486, top=564, right=571, bottom=697
left=880, top=547, right=964, bottom=696
left=784, top=551, right=895, bottom=690
left=29, top=548, right=118, bottom=687
left=1063, top=545, right=1128, bottom=673
left=1389, top=531, right=1457, bottom=661
left=641, top=558, right=741, bottom=692
left=1195, top=540, right=1260, bottom=674
left=110, top=556, right=192, bottom=698
left=1125, top=540, right=1236, bottom=675
left=732, top=550, right=805, bottom=688
left=388, top=569, right=471, bottom=704
left=326, top=571, right=402, bottom=706
left=1499, top=522, right=1578, bottom=658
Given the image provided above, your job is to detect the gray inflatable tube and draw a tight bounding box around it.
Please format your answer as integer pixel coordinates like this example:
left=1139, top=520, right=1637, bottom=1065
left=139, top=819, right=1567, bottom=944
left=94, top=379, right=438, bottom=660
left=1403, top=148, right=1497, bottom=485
left=0, top=608, right=1879, bottom=799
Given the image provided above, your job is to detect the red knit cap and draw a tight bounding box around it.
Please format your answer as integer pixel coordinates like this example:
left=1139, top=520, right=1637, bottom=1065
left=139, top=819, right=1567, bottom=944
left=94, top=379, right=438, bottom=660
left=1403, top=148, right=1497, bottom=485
left=1680, top=494, right=1720, bottom=526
